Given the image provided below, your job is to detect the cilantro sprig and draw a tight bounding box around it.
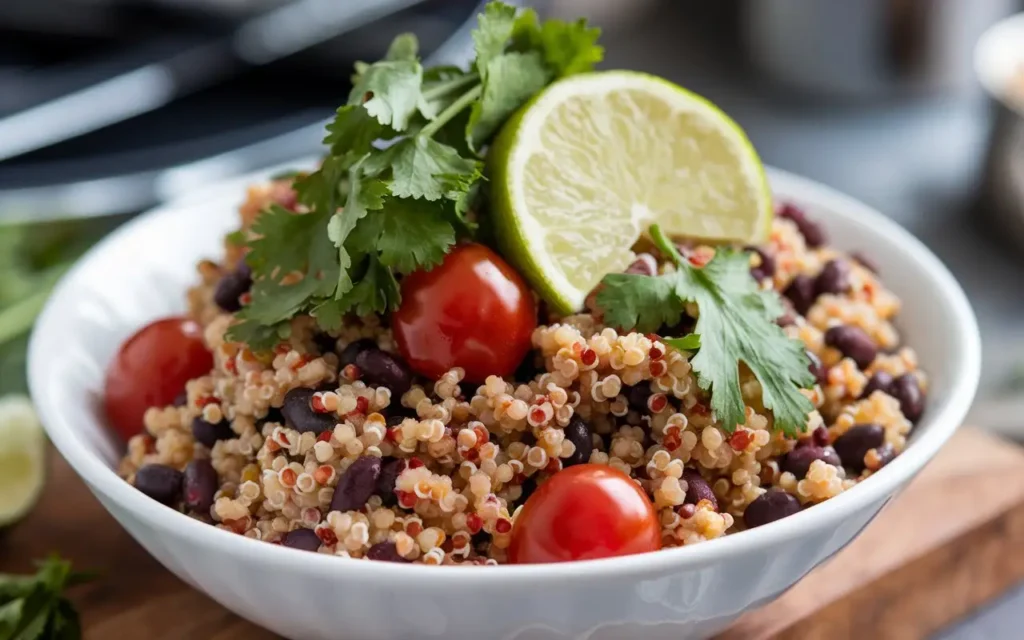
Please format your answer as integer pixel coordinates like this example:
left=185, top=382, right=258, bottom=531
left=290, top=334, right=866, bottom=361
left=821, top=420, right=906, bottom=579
left=0, top=555, right=94, bottom=640
left=596, top=225, right=815, bottom=436
left=228, top=2, right=603, bottom=348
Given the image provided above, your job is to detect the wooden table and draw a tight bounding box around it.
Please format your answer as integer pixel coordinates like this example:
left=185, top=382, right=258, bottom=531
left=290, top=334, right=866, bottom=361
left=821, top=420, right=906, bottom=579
left=8, top=428, right=1024, bottom=639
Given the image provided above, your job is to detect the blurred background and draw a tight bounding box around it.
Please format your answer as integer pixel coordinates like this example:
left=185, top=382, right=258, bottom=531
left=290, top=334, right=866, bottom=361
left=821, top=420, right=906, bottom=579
left=1, top=0, right=1024, bottom=436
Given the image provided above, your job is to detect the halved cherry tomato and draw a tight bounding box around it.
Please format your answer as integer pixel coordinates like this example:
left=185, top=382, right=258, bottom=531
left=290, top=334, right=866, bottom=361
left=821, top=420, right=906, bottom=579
left=509, top=464, right=661, bottom=564
left=104, top=316, right=213, bottom=441
left=392, top=243, right=537, bottom=384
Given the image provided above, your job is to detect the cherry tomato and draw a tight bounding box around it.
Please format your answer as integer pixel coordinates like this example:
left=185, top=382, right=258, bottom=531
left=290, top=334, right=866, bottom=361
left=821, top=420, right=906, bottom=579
left=392, top=243, right=537, bottom=384
left=104, top=316, right=213, bottom=441
left=509, top=464, right=661, bottom=564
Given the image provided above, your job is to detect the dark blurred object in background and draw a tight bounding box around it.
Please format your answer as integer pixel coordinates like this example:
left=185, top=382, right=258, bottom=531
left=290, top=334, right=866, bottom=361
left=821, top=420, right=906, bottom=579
left=743, top=0, right=1019, bottom=99
left=0, top=0, right=485, bottom=221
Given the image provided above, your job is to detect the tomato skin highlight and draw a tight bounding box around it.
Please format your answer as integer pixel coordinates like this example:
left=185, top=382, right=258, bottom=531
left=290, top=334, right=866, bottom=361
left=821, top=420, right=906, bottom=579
left=392, top=243, right=537, bottom=384
left=509, top=464, right=661, bottom=564
left=104, top=317, right=213, bottom=441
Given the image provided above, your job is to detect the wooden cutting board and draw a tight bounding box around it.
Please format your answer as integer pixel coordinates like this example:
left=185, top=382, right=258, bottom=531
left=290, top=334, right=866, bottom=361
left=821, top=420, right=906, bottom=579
left=6, top=427, right=1024, bottom=639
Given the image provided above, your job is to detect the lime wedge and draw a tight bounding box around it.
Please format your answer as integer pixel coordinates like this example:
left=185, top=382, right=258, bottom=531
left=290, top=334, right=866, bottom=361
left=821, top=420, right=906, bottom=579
left=489, top=70, right=772, bottom=314
left=0, top=395, right=46, bottom=527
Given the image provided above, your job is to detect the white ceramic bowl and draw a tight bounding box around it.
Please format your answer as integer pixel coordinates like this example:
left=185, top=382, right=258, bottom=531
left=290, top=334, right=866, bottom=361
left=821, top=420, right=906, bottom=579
left=28, top=165, right=980, bottom=640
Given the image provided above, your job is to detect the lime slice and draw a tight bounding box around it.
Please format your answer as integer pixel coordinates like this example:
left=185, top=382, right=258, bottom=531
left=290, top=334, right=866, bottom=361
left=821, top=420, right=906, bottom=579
left=489, top=70, right=772, bottom=314
left=0, top=395, right=46, bottom=527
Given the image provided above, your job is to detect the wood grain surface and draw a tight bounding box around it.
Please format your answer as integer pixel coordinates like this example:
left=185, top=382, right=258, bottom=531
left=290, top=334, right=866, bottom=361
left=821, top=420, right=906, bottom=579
left=6, top=428, right=1024, bottom=639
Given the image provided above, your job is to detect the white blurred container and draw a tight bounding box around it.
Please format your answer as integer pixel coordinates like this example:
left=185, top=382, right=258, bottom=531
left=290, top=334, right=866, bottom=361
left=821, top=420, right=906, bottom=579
left=743, top=0, right=1019, bottom=98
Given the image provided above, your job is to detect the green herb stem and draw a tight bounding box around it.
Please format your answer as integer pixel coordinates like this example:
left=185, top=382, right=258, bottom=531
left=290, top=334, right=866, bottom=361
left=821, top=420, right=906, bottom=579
left=419, top=85, right=483, bottom=139
left=421, top=73, right=479, bottom=101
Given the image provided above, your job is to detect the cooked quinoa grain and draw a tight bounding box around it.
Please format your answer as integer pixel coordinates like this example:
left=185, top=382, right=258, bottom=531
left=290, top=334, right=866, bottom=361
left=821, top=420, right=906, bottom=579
left=119, top=186, right=927, bottom=564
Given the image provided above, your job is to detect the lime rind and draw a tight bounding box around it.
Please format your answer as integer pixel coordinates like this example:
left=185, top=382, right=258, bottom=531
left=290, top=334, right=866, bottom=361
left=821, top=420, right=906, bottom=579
left=0, top=395, right=46, bottom=527
left=490, top=70, right=773, bottom=315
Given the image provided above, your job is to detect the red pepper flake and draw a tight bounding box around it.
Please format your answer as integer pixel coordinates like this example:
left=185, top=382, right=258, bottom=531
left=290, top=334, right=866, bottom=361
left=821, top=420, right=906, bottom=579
left=580, top=348, right=597, bottom=367
left=386, top=427, right=401, bottom=444
left=274, top=344, right=291, bottom=355
left=691, top=402, right=709, bottom=416
left=341, top=364, right=361, bottom=381
left=678, top=503, right=696, bottom=519
left=649, top=360, right=668, bottom=378
left=317, top=430, right=333, bottom=443
left=441, top=538, right=454, bottom=553
left=238, top=292, right=253, bottom=306
left=224, top=357, right=238, bottom=375
left=277, top=431, right=291, bottom=446
left=316, top=526, right=338, bottom=546
left=645, top=333, right=662, bottom=342
left=196, top=396, right=219, bottom=408
left=466, top=513, right=483, bottom=534
left=495, top=518, right=512, bottom=534
left=730, top=430, right=753, bottom=451
left=647, top=393, right=668, bottom=413
left=464, top=448, right=480, bottom=463
left=408, top=457, right=425, bottom=469
left=663, top=432, right=682, bottom=451
left=291, top=354, right=312, bottom=371
left=649, top=345, right=664, bottom=361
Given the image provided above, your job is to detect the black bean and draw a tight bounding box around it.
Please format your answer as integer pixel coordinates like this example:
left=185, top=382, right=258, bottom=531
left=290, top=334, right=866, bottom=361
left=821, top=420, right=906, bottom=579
left=134, top=464, right=183, bottom=505
left=861, top=371, right=895, bottom=399
left=625, top=253, right=658, bottom=276
left=282, top=528, right=322, bottom=553
left=832, top=423, right=885, bottom=472
left=331, top=456, right=382, bottom=512
left=339, top=338, right=377, bottom=368
left=747, top=247, right=776, bottom=281
left=682, top=469, right=718, bottom=511
left=824, top=325, right=877, bottom=369
left=891, top=374, right=925, bottom=423
left=781, top=445, right=841, bottom=479
left=850, top=251, right=878, bottom=273
left=366, top=541, right=409, bottom=563
left=784, top=274, right=817, bottom=315
left=744, top=489, right=801, bottom=528
left=778, top=203, right=826, bottom=248
left=282, top=388, right=337, bottom=435
left=806, top=350, right=827, bottom=386
left=562, top=416, right=592, bottom=467
left=811, top=425, right=830, bottom=447
left=182, top=459, right=218, bottom=513
left=375, top=458, right=406, bottom=507
left=513, top=354, right=544, bottom=383
left=172, top=391, right=188, bottom=407
left=626, top=384, right=653, bottom=413
left=355, top=348, right=413, bottom=397
left=815, top=259, right=851, bottom=296
left=213, top=263, right=252, bottom=313
left=385, top=414, right=409, bottom=428
left=191, top=417, right=236, bottom=448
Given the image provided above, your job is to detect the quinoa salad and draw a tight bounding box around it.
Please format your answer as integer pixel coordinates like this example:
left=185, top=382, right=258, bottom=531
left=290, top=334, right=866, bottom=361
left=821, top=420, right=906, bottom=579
left=108, top=2, right=928, bottom=566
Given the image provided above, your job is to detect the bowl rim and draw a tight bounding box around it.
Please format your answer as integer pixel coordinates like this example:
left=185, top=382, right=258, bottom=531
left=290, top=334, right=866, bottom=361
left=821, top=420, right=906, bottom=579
left=28, top=164, right=981, bottom=584
left=974, top=11, right=1024, bottom=117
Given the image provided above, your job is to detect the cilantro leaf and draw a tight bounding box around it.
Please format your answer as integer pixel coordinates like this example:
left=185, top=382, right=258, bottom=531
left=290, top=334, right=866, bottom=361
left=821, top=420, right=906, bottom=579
left=665, top=334, right=701, bottom=351
left=472, top=1, right=517, bottom=78
left=385, top=33, right=419, bottom=62
left=596, top=225, right=814, bottom=435
left=0, top=556, right=92, bottom=640
left=376, top=199, right=457, bottom=273
left=467, top=51, right=549, bottom=150
left=347, top=50, right=426, bottom=131
left=539, top=18, right=604, bottom=76
left=364, top=137, right=482, bottom=201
